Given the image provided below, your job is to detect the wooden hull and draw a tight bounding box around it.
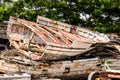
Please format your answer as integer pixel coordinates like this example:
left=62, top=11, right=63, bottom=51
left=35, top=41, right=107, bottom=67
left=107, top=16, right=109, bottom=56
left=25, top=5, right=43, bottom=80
left=7, top=16, right=108, bottom=60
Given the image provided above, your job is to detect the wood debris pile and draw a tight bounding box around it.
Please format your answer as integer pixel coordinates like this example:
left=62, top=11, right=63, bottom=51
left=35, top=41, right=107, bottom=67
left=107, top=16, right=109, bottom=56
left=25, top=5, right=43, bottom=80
left=0, top=16, right=119, bottom=79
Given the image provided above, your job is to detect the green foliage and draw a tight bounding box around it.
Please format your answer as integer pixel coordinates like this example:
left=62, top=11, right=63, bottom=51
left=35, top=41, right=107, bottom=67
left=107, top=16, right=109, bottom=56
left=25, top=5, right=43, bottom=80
left=0, top=0, right=119, bottom=33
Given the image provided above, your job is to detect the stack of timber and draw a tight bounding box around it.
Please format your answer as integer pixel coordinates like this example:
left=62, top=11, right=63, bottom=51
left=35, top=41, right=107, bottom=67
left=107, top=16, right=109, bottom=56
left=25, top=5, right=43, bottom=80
left=103, top=59, right=120, bottom=70
left=99, top=59, right=120, bottom=79
left=0, top=22, right=7, bottom=39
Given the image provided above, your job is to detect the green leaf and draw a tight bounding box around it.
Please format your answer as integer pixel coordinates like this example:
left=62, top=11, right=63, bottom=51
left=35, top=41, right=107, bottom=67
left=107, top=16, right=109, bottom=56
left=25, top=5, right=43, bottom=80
left=78, top=0, right=82, bottom=2
left=103, top=0, right=110, bottom=3
left=100, top=4, right=105, bottom=9
left=119, top=5, right=120, bottom=9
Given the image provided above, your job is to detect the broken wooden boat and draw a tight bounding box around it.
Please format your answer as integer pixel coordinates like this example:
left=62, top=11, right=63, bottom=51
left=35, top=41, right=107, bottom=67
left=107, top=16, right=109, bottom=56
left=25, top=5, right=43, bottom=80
left=7, top=16, right=110, bottom=60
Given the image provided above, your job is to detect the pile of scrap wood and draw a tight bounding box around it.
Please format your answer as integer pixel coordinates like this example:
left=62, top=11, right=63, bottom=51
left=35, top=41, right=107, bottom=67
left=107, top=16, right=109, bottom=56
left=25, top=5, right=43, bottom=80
left=0, top=16, right=119, bottom=79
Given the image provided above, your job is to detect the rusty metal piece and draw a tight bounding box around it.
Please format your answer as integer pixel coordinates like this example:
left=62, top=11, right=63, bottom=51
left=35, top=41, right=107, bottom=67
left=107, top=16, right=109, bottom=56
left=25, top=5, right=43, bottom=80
left=107, top=73, right=120, bottom=79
